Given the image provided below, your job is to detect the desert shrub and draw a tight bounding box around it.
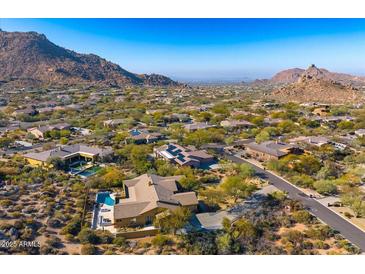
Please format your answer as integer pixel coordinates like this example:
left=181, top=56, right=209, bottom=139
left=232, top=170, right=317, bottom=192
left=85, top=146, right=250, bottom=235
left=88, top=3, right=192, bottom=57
left=45, top=236, right=62, bottom=248
left=313, top=240, right=330, bottom=250
left=292, top=210, right=312, bottom=224
left=78, top=228, right=100, bottom=244
left=313, top=180, right=337, bottom=195
left=97, top=230, right=113, bottom=244
left=151, top=234, right=172, bottom=247
left=305, top=226, right=333, bottom=241
left=112, top=236, right=127, bottom=247
left=47, top=218, right=63, bottom=228
left=60, top=217, right=81, bottom=236
left=344, top=212, right=354, bottom=219
left=81, top=244, right=97, bottom=255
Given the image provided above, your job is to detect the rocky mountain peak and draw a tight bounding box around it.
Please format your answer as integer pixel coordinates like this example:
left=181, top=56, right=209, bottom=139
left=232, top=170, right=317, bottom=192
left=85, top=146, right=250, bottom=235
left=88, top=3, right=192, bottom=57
left=299, top=64, right=326, bottom=82
left=0, top=30, right=179, bottom=89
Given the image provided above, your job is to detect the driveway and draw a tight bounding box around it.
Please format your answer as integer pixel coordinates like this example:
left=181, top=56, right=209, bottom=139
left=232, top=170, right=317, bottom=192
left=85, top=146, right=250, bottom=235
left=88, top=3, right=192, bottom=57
left=192, top=184, right=279, bottom=230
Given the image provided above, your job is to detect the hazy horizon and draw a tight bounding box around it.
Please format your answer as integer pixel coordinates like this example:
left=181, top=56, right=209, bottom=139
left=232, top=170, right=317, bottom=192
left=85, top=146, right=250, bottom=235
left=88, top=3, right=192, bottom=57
left=1, top=18, right=365, bottom=82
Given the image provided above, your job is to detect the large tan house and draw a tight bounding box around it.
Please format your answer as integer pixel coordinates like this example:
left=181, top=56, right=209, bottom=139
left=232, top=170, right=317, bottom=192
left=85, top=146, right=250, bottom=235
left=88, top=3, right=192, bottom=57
left=23, top=144, right=113, bottom=167
left=114, top=174, right=198, bottom=227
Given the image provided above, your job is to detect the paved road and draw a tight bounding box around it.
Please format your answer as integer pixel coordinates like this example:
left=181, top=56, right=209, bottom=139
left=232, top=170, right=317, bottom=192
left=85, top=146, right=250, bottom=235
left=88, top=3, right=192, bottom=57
left=225, top=152, right=365, bottom=251
left=0, top=143, right=44, bottom=155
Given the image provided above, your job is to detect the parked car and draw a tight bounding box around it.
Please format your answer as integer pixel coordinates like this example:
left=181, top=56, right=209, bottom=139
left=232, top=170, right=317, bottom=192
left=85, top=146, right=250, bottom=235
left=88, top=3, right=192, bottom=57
left=328, top=201, right=343, bottom=207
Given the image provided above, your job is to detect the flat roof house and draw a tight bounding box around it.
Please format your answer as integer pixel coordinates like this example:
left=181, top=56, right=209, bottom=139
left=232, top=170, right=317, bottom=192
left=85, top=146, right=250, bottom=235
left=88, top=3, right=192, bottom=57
left=103, top=119, right=126, bottom=128
left=289, top=136, right=329, bottom=147
left=220, top=119, right=254, bottom=130
left=23, top=144, right=113, bottom=167
left=184, top=122, right=214, bottom=132
left=154, top=143, right=215, bottom=168
left=355, top=129, right=365, bottom=137
left=245, top=141, right=303, bottom=161
left=114, top=174, right=198, bottom=227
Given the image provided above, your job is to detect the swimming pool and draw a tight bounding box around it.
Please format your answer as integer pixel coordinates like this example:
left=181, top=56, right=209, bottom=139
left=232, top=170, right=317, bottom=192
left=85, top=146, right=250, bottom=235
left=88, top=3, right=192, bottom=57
left=78, top=166, right=102, bottom=177
left=96, top=192, right=115, bottom=206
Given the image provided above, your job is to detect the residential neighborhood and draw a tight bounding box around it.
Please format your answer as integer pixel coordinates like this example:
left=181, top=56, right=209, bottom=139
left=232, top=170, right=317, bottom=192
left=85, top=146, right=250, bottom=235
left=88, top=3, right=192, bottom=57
left=1, top=19, right=365, bottom=259
left=1, top=81, right=365, bottom=256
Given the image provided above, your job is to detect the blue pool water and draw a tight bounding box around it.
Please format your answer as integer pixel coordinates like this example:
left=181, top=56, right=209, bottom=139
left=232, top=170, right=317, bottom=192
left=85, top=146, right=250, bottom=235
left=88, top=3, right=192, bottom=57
left=130, top=129, right=141, bottom=136
left=96, top=192, right=115, bottom=206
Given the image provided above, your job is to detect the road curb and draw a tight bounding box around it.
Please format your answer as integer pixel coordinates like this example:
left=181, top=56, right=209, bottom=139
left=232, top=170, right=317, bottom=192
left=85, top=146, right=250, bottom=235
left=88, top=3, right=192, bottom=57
left=228, top=153, right=365, bottom=250
left=315, top=199, right=365, bottom=234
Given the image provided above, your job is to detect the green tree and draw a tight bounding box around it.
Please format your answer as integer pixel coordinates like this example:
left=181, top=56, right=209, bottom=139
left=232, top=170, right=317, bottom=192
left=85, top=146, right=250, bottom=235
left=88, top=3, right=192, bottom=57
left=283, top=230, right=304, bottom=249
left=216, top=233, right=232, bottom=254
left=47, top=157, right=66, bottom=170
left=294, top=155, right=321, bottom=176
left=78, top=228, right=100, bottom=244
left=199, top=187, right=224, bottom=209
left=337, top=120, right=354, bottom=130
left=154, top=207, right=191, bottom=235
left=151, top=234, right=172, bottom=247
left=102, top=167, right=124, bottom=188
left=112, top=236, right=127, bottom=247
left=233, top=163, right=255, bottom=178
left=291, top=174, right=314, bottom=188
left=60, top=129, right=71, bottom=137
left=0, top=137, right=12, bottom=148
left=130, top=145, right=153, bottom=174
left=316, top=161, right=340, bottom=180
left=313, top=180, right=337, bottom=195
left=60, top=217, right=82, bottom=236
left=221, top=176, right=257, bottom=203
left=292, top=210, right=312, bottom=224
left=155, top=160, right=177, bottom=176
left=60, top=137, right=69, bottom=145
left=255, top=130, right=270, bottom=143
left=179, top=175, right=201, bottom=191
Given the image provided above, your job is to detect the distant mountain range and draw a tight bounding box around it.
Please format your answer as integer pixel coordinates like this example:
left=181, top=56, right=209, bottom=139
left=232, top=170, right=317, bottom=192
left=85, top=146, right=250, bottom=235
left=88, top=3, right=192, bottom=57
left=0, top=29, right=179, bottom=89
left=250, top=65, right=365, bottom=87
left=270, top=65, right=365, bottom=86
left=269, top=64, right=365, bottom=104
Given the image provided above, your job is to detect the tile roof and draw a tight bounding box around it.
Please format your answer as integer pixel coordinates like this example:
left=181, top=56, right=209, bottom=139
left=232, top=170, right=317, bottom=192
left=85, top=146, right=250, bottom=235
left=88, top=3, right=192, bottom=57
left=114, top=174, right=198, bottom=219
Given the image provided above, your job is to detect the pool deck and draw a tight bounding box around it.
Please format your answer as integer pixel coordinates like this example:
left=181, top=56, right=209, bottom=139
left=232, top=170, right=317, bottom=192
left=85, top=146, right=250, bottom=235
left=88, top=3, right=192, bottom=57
left=92, top=193, right=117, bottom=233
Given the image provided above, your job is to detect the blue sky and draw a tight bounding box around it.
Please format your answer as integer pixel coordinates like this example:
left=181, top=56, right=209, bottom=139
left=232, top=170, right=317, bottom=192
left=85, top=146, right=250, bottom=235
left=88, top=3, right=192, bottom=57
left=1, top=19, right=365, bottom=81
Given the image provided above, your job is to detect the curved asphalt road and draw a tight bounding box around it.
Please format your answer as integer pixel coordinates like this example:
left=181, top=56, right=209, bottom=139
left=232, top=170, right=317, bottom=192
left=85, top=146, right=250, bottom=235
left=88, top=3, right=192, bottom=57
left=225, top=153, right=365, bottom=251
